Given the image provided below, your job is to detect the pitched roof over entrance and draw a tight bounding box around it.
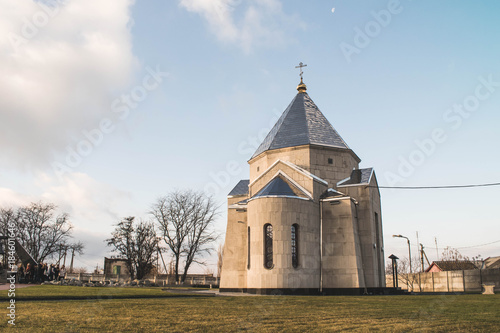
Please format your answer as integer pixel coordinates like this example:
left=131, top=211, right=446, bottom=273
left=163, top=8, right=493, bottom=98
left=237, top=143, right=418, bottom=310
left=254, top=177, right=296, bottom=197
left=251, top=91, right=350, bottom=159
left=251, top=175, right=310, bottom=200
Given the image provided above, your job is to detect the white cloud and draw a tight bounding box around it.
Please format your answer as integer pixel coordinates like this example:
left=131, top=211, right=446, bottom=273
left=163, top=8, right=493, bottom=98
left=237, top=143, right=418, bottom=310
left=0, top=0, right=138, bottom=170
left=0, top=171, right=135, bottom=269
left=179, top=0, right=303, bottom=53
left=0, top=172, right=133, bottom=231
left=38, top=172, right=133, bottom=228
left=0, top=188, right=37, bottom=208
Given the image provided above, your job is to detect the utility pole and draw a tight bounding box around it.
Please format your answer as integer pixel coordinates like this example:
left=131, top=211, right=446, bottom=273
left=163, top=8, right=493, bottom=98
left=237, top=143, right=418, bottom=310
left=420, top=244, right=425, bottom=272
left=416, top=231, right=420, bottom=271
left=435, top=237, right=439, bottom=260
left=158, top=246, right=168, bottom=275
left=63, top=246, right=68, bottom=266
left=421, top=245, right=431, bottom=267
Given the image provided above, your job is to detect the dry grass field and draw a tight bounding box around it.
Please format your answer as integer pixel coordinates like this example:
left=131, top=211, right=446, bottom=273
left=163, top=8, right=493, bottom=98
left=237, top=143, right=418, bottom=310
left=2, top=286, right=499, bottom=332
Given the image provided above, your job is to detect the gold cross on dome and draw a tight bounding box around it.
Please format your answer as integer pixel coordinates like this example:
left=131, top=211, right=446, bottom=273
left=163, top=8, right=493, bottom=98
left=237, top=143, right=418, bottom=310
left=295, top=62, right=307, bottom=80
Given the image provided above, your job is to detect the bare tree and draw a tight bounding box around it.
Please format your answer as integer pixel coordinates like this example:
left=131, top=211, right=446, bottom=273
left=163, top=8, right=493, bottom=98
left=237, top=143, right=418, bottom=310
left=385, top=256, right=419, bottom=291
left=0, top=207, right=18, bottom=237
left=4, top=202, right=73, bottom=263
left=441, top=246, right=472, bottom=261
left=107, top=217, right=135, bottom=278
left=151, top=190, right=219, bottom=283
left=106, top=217, right=160, bottom=280
left=135, top=221, right=161, bottom=279
left=151, top=195, right=187, bottom=283
left=394, top=256, right=421, bottom=291
left=181, top=193, right=218, bottom=283
left=440, top=246, right=482, bottom=269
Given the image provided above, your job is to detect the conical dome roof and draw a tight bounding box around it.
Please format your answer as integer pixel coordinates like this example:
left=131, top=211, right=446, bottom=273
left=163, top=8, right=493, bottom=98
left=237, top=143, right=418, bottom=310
left=251, top=91, right=351, bottom=159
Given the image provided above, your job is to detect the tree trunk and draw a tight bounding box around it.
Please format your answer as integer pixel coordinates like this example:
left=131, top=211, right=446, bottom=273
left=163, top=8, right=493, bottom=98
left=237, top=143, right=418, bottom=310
left=175, top=256, right=180, bottom=284
left=181, top=261, right=191, bottom=284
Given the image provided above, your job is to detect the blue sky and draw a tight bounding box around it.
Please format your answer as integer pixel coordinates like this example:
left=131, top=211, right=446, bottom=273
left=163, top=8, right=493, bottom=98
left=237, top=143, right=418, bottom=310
left=1, top=0, right=499, bottom=272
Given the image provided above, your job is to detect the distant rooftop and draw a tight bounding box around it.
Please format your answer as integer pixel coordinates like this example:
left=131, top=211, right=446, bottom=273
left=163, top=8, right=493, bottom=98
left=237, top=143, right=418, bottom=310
left=483, top=256, right=500, bottom=269
left=425, top=260, right=479, bottom=272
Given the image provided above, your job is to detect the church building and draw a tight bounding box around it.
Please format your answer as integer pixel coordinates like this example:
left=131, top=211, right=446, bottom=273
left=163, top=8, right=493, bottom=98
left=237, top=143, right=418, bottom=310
left=220, top=72, right=385, bottom=295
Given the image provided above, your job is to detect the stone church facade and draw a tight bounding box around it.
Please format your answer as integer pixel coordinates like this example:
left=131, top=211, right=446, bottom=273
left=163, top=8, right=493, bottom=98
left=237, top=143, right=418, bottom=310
left=220, top=79, right=385, bottom=295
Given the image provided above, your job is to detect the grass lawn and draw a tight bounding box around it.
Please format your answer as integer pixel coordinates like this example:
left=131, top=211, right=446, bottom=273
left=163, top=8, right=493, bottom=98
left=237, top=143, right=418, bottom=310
left=0, top=285, right=197, bottom=300
left=3, top=287, right=499, bottom=332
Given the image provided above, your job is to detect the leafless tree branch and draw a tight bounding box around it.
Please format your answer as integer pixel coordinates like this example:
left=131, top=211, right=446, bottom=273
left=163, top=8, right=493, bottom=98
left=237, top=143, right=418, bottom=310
left=151, top=190, right=219, bottom=283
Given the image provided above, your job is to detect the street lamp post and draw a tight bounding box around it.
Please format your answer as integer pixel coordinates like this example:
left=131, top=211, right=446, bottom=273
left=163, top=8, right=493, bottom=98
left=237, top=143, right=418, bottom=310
left=393, top=234, right=412, bottom=274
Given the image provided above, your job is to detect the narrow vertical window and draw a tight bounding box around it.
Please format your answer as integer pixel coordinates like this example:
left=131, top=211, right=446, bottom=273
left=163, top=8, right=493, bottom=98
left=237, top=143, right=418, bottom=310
left=291, top=224, right=299, bottom=268
left=264, top=224, right=273, bottom=269
left=247, top=227, right=251, bottom=270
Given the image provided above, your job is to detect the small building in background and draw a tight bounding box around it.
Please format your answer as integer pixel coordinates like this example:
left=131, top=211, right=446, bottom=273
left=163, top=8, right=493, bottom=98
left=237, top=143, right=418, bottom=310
left=481, top=256, right=500, bottom=270
left=103, top=257, right=131, bottom=277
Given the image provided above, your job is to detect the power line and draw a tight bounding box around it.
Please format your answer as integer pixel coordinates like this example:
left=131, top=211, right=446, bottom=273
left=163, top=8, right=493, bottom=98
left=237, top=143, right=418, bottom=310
left=375, top=182, right=500, bottom=190
left=455, top=240, right=500, bottom=250
left=405, top=240, right=500, bottom=251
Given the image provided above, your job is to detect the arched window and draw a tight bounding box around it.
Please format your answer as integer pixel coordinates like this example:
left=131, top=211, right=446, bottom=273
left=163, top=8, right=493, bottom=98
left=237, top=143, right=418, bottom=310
left=247, top=227, right=251, bottom=270
left=291, top=224, right=299, bottom=268
left=263, top=224, right=273, bottom=269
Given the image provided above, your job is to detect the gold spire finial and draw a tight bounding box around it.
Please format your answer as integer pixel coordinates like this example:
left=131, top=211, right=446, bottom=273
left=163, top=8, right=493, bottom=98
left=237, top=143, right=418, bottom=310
left=297, top=78, right=307, bottom=93
left=295, top=62, right=307, bottom=93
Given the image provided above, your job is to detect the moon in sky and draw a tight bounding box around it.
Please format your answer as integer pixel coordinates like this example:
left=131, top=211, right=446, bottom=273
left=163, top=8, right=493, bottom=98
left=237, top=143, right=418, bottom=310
left=332, top=8, right=335, bottom=13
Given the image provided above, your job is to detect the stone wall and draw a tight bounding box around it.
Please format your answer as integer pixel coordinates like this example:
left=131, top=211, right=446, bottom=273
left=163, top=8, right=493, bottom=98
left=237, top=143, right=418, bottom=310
left=309, top=146, right=359, bottom=188
left=337, top=173, right=385, bottom=288
left=321, top=198, right=365, bottom=288
left=249, top=146, right=311, bottom=182
left=246, top=197, right=320, bottom=289
left=248, top=145, right=360, bottom=188
left=220, top=197, right=248, bottom=289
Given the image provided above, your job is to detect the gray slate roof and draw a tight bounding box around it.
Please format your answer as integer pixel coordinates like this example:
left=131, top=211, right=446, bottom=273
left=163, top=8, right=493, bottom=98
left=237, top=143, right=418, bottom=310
left=253, top=177, right=297, bottom=198
left=251, top=92, right=350, bottom=159
left=228, top=180, right=249, bottom=196
left=337, top=168, right=373, bottom=186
